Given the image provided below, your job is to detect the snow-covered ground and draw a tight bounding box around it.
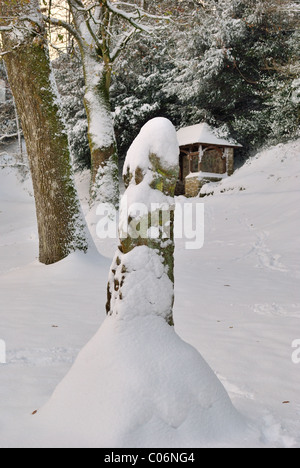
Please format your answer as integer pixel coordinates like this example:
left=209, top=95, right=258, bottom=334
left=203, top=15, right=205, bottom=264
left=0, top=139, right=299, bottom=447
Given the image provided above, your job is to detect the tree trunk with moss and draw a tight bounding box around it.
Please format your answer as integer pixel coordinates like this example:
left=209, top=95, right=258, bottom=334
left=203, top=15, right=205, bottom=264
left=0, top=0, right=88, bottom=265
left=67, top=0, right=119, bottom=208
left=82, top=54, right=119, bottom=207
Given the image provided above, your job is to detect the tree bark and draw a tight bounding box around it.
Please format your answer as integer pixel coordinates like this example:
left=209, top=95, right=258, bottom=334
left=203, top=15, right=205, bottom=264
left=67, top=0, right=119, bottom=207
left=82, top=53, right=119, bottom=207
left=0, top=0, right=89, bottom=265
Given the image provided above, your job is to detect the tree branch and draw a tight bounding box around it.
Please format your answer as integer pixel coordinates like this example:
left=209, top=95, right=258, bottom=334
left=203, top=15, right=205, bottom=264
left=42, top=14, right=83, bottom=48
left=114, top=2, right=171, bottom=22
left=66, top=0, right=103, bottom=51
left=105, top=1, right=151, bottom=33
left=111, top=27, right=136, bottom=62
left=0, top=42, right=23, bottom=57
left=0, top=133, right=20, bottom=141
left=0, top=26, right=13, bottom=32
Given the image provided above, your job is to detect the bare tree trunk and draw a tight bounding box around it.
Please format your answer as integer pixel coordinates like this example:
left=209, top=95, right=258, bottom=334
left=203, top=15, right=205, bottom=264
left=0, top=0, right=89, bottom=265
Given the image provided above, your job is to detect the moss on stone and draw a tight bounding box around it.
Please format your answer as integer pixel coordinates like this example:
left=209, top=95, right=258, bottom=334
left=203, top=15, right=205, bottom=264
left=107, top=127, right=179, bottom=326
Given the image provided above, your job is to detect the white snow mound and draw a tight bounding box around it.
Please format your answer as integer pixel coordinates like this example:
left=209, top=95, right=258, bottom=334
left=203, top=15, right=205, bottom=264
left=32, top=315, right=250, bottom=448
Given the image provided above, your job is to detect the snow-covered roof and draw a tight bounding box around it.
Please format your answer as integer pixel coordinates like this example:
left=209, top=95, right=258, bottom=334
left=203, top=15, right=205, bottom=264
left=177, top=123, right=242, bottom=148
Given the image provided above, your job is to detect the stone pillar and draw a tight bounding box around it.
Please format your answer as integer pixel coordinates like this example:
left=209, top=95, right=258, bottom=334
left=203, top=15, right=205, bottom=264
left=106, top=118, right=179, bottom=326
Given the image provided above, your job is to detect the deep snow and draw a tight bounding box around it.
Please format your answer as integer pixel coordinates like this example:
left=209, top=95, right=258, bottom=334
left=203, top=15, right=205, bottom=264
left=25, top=119, right=250, bottom=448
left=0, top=139, right=299, bottom=448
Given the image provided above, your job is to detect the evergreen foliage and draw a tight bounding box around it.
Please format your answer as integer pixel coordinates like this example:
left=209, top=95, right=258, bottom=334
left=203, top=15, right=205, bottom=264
left=0, top=61, right=17, bottom=140
left=111, top=0, right=300, bottom=161
left=52, top=53, right=91, bottom=170
left=3, top=0, right=299, bottom=167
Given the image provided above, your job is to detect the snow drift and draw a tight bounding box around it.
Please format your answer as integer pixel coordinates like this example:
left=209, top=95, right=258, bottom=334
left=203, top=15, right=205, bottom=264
left=32, top=315, right=247, bottom=448
left=200, top=139, right=300, bottom=197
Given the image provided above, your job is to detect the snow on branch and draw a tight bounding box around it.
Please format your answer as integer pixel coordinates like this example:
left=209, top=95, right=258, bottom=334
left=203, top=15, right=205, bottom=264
left=0, top=25, right=13, bottom=32
left=0, top=42, right=23, bottom=57
left=73, top=2, right=98, bottom=13
left=105, top=1, right=156, bottom=33
left=0, top=14, right=45, bottom=55
left=110, top=27, right=136, bottom=62
left=42, top=14, right=84, bottom=47
left=285, top=1, right=300, bottom=12
left=0, top=133, right=19, bottom=142
left=66, top=0, right=103, bottom=51
left=44, top=0, right=171, bottom=61
left=114, top=1, right=171, bottom=22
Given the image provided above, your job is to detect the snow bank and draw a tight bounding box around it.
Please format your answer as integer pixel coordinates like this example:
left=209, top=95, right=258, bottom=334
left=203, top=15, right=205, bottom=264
left=32, top=315, right=249, bottom=448
left=200, top=140, right=300, bottom=197
left=0, top=165, right=32, bottom=202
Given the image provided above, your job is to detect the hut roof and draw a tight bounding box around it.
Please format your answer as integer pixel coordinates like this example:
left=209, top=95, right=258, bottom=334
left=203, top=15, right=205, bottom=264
left=177, top=123, right=242, bottom=148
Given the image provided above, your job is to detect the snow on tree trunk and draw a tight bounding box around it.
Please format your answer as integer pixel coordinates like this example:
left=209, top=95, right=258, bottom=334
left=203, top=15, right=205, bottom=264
left=66, top=0, right=120, bottom=208
left=0, top=0, right=89, bottom=265
left=82, top=54, right=119, bottom=208
left=106, top=118, right=179, bottom=325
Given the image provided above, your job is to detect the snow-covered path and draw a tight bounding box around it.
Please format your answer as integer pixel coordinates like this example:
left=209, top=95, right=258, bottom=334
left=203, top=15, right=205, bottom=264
left=0, top=140, right=299, bottom=447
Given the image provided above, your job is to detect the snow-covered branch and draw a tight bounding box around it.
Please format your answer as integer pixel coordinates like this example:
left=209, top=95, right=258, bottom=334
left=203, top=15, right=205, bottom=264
left=74, top=2, right=98, bottom=13
left=105, top=1, right=151, bottom=33
left=111, top=27, right=136, bottom=62
left=0, top=14, right=45, bottom=55
left=0, top=162, right=27, bottom=168
left=114, top=2, right=171, bottom=22
left=0, top=133, right=19, bottom=141
left=42, top=14, right=84, bottom=47
left=0, top=25, right=13, bottom=32
left=0, top=42, right=23, bottom=58
left=66, top=0, right=103, bottom=51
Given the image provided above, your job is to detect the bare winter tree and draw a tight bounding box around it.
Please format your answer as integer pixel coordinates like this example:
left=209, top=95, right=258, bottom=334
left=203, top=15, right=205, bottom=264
left=0, top=0, right=89, bottom=265
left=44, top=0, right=169, bottom=207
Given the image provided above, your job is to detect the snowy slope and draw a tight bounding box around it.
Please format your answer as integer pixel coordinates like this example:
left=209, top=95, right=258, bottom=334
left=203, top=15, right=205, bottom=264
left=0, top=139, right=299, bottom=447
left=0, top=162, right=111, bottom=445
left=175, top=140, right=300, bottom=447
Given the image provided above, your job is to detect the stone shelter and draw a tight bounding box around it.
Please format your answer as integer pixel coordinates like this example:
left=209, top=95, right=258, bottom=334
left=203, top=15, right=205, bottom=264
left=176, top=123, right=242, bottom=197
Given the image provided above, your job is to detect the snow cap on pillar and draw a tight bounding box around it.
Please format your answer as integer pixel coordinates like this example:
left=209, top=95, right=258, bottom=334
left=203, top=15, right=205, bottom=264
left=123, top=117, right=180, bottom=177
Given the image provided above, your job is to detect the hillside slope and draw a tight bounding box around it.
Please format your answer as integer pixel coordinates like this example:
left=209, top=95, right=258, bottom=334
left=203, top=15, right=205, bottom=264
left=175, top=140, right=300, bottom=447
